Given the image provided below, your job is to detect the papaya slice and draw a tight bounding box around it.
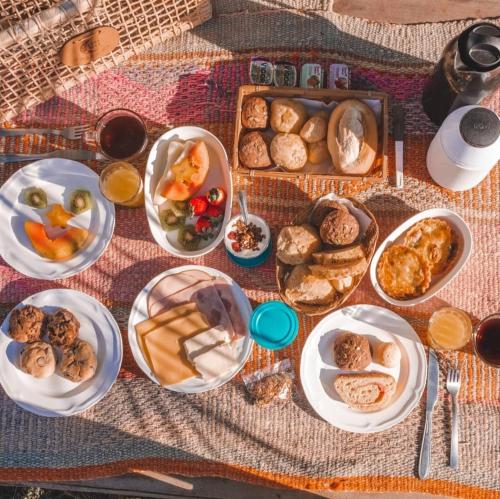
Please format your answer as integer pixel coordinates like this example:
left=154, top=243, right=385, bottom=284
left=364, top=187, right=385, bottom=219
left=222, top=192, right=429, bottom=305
left=162, top=141, right=209, bottom=201
left=46, top=204, right=74, bottom=228
left=24, top=220, right=89, bottom=261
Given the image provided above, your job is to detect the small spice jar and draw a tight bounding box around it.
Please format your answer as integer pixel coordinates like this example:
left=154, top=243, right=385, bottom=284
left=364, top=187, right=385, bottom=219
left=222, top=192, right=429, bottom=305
left=224, top=214, right=271, bottom=267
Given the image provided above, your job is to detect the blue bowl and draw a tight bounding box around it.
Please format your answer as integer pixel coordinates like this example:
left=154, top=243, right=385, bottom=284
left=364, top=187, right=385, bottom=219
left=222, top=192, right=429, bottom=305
left=226, top=240, right=272, bottom=268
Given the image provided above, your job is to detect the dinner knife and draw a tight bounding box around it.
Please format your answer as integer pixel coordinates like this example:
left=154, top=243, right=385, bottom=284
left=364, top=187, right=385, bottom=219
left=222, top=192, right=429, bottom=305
left=0, top=149, right=105, bottom=163
left=393, top=104, right=405, bottom=189
left=419, top=348, right=439, bottom=479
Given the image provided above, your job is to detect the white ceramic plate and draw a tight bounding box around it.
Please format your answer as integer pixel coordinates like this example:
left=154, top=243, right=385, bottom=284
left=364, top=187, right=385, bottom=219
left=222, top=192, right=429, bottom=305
left=145, top=126, right=232, bottom=258
left=300, top=304, right=426, bottom=433
left=370, top=208, right=472, bottom=306
left=0, top=159, right=115, bottom=280
left=0, top=289, right=123, bottom=417
left=128, top=265, right=253, bottom=393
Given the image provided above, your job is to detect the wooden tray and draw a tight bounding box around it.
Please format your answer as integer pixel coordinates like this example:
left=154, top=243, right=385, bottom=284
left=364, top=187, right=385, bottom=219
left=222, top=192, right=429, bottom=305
left=276, top=195, right=379, bottom=316
left=233, top=85, right=389, bottom=182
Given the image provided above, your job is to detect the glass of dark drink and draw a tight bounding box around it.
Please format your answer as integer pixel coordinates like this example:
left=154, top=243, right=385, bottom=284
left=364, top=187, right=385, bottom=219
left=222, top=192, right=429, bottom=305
left=473, top=313, right=500, bottom=368
left=93, top=109, right=148, bottom=161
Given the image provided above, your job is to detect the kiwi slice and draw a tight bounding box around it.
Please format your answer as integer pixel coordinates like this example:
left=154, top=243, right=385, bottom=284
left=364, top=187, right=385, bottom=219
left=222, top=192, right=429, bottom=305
left=172, top=201, right=189, bottom=216
left=177, top=225, right=200, bottom=251
left=23, top=187, right=47, bottom=209
left=159, top=208, right=185, bottom=231
left=69, top=189, right=92, bottom=214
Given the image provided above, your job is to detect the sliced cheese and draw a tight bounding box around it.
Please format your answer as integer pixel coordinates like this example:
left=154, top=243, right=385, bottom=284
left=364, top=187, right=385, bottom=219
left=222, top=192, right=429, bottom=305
left=183, top=326, right=230, bottom=362
left=190, top=339, right=242, bottom=382
left=135, top=302, right=198, bottom=336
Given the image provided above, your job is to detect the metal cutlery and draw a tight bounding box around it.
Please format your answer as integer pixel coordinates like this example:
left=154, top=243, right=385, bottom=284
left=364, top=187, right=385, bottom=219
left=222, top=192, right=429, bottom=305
left=238, top=190, right=249, bottom=224
left=419, top=348, right=439, bottom=479
left=393, top=104, right=405, bottom=189
left=0, top=124, right=91, bottom=140
left=0, top=149, right=105, bottom=163
left=446, top=368, right=461, bottom=469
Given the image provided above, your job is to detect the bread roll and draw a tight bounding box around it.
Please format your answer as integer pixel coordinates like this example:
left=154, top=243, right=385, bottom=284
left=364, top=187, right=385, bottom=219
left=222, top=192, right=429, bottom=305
left=319, top=209, right=360, bottom=246
left=373, top=341, right=401, bottom=368
left=300, top=112, right=328, bottom=143
left=277, top=224, right=322, bottom=265
left=270, top=99, right=307, bottom=133
left=327, top=99, right=378, bottom=175
left=307, top=140, right=330, bottom=164
left=239, top=131, right=272, bottom=169
left=334, top=332, right=372, bottom=370
left=241, top=96, right=269, bottom=129
left=285, top=264, right=335, bottom=305
left=270, top=133, right=307, bottom=171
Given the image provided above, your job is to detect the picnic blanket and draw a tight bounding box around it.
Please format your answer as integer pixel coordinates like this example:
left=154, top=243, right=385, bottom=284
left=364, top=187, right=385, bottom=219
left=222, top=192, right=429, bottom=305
left=0, top=3, right=499, bottom=497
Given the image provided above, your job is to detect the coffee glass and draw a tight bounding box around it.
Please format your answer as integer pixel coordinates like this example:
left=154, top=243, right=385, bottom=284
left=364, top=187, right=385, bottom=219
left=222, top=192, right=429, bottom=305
left=473, top=313, right=500, bottom=368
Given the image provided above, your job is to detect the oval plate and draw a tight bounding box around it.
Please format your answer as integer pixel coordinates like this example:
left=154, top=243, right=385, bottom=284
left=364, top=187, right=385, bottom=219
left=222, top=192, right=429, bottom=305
left=128, top=265, right=253, bottom=393
left=145, top=126, right=232, bottom=258
left=0, top=289, right=123, bottom=417
left=300, top=304, right=426, bottom=433
left=370, top=208, right=472, bottom=306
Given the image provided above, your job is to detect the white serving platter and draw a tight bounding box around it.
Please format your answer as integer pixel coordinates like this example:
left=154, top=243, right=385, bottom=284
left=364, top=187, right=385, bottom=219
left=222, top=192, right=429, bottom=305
left=0, top=159, right=115, bottom=280
left=370, top=208, right=472, bottom=306
left=0, top=289, right=123, bottom=417
left=300, top=304, right=426, bottom=433
left=128, top=265, right=253, bottom=393
left=145, top=126, right=232, bottom=258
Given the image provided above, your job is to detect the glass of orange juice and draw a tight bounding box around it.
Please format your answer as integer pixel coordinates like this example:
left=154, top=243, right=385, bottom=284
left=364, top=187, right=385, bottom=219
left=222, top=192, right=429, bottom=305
left=99, top=161, right=144, bottom=207
left=428, top=307, right=472, bottom=351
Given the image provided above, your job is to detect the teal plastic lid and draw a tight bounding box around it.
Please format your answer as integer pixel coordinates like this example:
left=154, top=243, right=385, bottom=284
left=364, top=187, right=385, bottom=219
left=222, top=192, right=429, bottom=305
left=249, top=301, right=299, bottom=350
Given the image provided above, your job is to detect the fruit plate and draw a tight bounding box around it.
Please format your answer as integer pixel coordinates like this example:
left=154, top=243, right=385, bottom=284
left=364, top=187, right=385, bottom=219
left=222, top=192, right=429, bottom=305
left=145, top=126, right=232, bottom=258
left=300, top=304, right=426, bottom=433
left=369, top=208, right=472, bottom=306
left=128, top=265, right=253, bottom=393
left=0, top=159, right=115, bottom=280
left=0, top=289, right=123, bottom=417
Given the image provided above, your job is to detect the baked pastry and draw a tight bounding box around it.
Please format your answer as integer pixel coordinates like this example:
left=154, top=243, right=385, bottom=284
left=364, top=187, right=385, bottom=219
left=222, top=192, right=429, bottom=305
left=320, top=209, right=360, bottom=246
left=270, top=98, right=307, bottom=133
left=239, top=131, right=272, bottom=169
left=19, top=341, right=56, bottom=378
left=373, top=341, right=401, bottom=368
left=307, top=140, right=330, bottom=164
left=333, top=332, right=372, bottom=370
left=312, top=244, right=365, bottom=265
left=327, top=99, right=378, bottom=175
left=60, top=338, right=97, bottom=383
left=309, top=256, right=367, bottom=280
left=330, top=276, right=353, bottom=293
left=404, top=218, right=453, bottom=275
left=285, top=264, right=335, bottom=305
left=45, top=308, right=80, bottom=347
left=377, top=244, right=431, bottom=299
left=241, top=96, right=269, bottom=129
left=277, top=224, right=322, bottom=265
left=8, top=305, right=45, bottom=343
left=310, top=199, right=347, bottom=227
left=334, top=372, right=396, bottom=412
left=300, top=112, right=328, bottom=143
left=270, top=133, right=307, bottom=171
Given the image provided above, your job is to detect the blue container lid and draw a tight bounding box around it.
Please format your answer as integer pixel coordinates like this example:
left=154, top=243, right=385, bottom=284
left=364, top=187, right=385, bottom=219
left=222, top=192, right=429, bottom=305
left=249, top=301, right=299, bottom=350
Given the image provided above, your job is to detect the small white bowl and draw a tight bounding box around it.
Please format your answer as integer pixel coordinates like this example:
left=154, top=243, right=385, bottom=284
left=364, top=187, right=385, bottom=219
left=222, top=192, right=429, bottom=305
left=370, top=208, right=472, bottom=306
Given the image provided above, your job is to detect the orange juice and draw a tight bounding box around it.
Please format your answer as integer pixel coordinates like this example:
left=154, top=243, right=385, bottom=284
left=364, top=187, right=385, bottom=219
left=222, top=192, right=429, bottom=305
left=100, top=161, right=144, bottom=207
left=428, top=307, right=472, bottom=351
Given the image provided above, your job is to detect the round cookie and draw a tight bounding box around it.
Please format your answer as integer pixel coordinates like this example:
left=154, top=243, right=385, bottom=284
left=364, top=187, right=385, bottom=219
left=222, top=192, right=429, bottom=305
left=45, top=308, right=80, bottom=347
left=270, top=133, right=307, bottom=172
left=320, top=209, right=360, bottom=246
left=8, top=305, right=45, bottom=343
left=20, top=341, right=56, bottom=378
left=60, top=338, right=97, bottom=383
left=241, top=96, right=269, bottom=129
left=239, top=131, right=272, bottom=169
left=270, top=98, right=307, bottom=133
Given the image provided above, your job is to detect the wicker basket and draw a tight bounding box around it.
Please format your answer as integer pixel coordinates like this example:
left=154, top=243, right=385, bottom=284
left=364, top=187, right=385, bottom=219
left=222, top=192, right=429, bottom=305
left=0, top=0, right=212, bottom=120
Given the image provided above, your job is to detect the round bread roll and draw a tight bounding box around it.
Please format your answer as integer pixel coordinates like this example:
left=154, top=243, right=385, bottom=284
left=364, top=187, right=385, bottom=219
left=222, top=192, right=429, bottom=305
left=300, top=112, right=328, bottom=143
left=20, top=341, right=56, bottom=378
left=239, top=131, right=272, bottom=169
left=333, top=332, right=372, bottom=370
left=8, top=305, right=45, bottom=343
left=277, top=224, right=322, bottom=265
left=46, top=308, right=80, bottom=347
left=327, top=99, right=378, bottom=175
left=60, top=338, right=97, bottom=383
left=241, top=96, right=269, bottom=129
left=285, top=264, right=335, bottom=306
left=373, top=341, right=401, bottom=368
left=270, top=133, right=307, bottom=171
left=307, top=140, right=330, bottom=165
left=320, top=209, right=360, bottom=246
left=270, top=98, right=307, bottom=133
left=310, top=199, right=347, bottom=227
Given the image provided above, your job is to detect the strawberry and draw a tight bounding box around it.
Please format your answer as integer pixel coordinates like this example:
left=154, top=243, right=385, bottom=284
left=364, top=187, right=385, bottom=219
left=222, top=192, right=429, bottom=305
left=205, top=204, right=223, bottom=224
left=227, top=231, right=237, bottom=240
left=194, top=216, right=214, bottom=239
left=206, top=187, right=226, bottom=207
left=231, top=241, right=241, bottom=252
left=189, top=196, right=208, bottom=216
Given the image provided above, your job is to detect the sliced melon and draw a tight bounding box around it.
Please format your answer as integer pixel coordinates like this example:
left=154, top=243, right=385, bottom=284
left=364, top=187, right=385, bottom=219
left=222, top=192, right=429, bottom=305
left=46, top=204, right=74, bottom=228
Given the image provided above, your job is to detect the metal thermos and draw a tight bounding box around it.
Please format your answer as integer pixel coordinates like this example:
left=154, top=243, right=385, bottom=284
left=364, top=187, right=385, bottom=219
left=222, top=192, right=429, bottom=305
left=422, top=23, right=500, bottom=126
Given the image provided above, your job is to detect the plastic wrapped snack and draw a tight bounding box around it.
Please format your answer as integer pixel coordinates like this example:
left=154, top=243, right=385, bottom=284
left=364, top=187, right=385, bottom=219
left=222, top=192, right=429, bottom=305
left=242, top=359, right=294, bottom=406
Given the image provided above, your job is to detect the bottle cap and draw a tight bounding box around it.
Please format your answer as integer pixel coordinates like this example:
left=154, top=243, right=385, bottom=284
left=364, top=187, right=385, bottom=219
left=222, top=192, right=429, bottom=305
left=460, top=107, right=500, bottom=148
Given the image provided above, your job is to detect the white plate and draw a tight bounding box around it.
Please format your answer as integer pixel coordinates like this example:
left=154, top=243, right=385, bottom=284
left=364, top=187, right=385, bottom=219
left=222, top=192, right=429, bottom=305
left=0, top=159, right=115, bottom=280
left=128, top=265, right=253, bottom=393
left=145, top=126, right=232, bottom=258
left=370, top=208, right=472, bottom=306
left=300, top=304, right=426, bottom=433
left=0, top=289, right=123, bottom=417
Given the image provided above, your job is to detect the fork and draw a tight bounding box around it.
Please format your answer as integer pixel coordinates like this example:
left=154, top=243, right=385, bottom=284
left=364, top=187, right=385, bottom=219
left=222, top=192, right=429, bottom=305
left=446, top=368, right=461, bottom=469
left=0, top=124, right=91, bottom=140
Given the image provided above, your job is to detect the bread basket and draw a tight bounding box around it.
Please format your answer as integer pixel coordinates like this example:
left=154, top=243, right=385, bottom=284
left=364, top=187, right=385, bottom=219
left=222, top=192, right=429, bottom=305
left=276, top=194, right=379, bottom=316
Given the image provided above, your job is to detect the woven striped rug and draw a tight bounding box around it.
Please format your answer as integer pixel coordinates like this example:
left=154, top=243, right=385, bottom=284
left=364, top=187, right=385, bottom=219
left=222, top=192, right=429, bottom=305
left=0, top=4, right=499, bottom=497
